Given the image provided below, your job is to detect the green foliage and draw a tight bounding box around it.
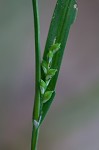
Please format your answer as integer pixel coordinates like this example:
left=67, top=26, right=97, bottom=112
left=40, top=0, right=78, bottom=125
left=31, top=0, right=78, bottom=149
left=40, top=91, right=56, bottom=124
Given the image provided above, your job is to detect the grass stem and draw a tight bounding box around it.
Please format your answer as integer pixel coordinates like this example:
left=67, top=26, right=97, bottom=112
left=31, top=0, right=41, bottom=149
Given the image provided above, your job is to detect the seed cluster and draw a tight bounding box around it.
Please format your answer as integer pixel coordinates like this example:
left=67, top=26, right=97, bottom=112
left=40, top=42, right=61, bottom=104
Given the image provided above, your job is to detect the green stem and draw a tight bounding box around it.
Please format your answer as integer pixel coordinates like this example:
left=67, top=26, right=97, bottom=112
left=31, top=126, right=39, bottom=150
left=31, top=0, right=41, bottom=150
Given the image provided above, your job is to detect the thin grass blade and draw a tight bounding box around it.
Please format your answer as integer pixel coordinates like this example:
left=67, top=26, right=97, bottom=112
left=41, top=0, right=78, bottom=123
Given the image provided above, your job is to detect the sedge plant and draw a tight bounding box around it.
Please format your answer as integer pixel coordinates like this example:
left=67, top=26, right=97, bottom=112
left=31, top=0, right=78, bottom=149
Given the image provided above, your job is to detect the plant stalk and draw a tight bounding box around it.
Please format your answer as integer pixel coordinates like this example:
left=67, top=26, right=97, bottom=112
left=31, top=0, right=41, bottom=149
left=31, top=126, right=39, bottom=150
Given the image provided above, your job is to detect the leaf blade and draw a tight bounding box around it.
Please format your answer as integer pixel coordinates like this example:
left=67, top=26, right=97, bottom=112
left=43, top=0, right=78, bottom=91
left=40, top=91, right=56, bottom=125
left=40, top=0, right=78, bottom=124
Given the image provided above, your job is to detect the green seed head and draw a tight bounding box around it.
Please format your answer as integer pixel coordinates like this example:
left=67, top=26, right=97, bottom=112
left=49, top=43, right=61, bottom=54
left=43, top=91, right=53, bottom=103
left=41, top=60, right=48, bottom=74
left=46, top=69, right=57, bottom=80
left=40, top=79, right=47, bottom=94
left=47, top=51, right=54, bottom=64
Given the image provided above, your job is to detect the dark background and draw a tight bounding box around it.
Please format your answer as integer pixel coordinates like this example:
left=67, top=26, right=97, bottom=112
left=0, top=0, right=99, bottom=149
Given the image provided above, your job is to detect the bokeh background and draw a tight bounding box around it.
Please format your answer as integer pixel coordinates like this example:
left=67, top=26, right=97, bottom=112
left=0, top=0, right=99, bottom=150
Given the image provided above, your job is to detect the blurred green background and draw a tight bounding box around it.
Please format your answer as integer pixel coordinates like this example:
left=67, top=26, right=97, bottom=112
left=0, top=0, right=99, bottom=150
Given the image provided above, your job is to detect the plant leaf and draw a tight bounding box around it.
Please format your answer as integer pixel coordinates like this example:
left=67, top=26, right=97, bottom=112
left=40, top=91, right=56, bottom=125
left=43, top=0, right=78, bottom=91
left=41, top=0, right=78, bottom=124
